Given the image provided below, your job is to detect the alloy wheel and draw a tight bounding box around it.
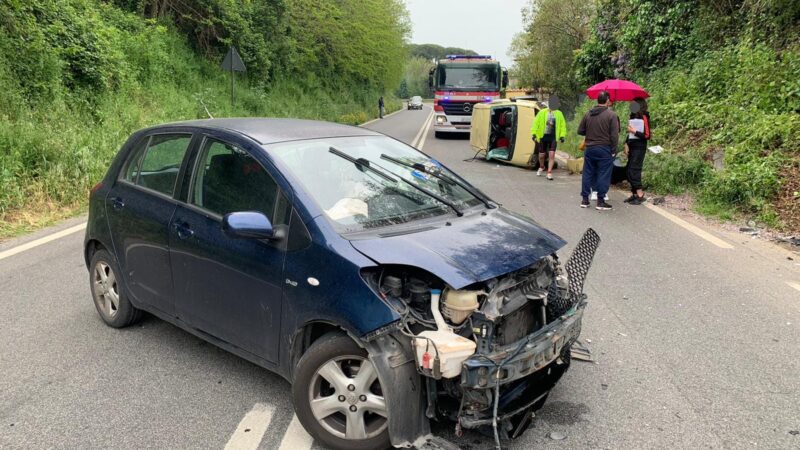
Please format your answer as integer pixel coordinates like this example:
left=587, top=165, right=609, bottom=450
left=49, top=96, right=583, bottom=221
left=308, top=355, right=388, bottom=440
left=93, top=261, right=120, bottom=318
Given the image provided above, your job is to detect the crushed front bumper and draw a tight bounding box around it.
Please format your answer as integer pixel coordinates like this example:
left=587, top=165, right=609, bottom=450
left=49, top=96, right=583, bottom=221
left=460, top=297, right=586, bottom=389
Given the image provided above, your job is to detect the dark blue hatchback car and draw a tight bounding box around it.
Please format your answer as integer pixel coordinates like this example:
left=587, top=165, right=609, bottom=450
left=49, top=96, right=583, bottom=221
left=84, top=118, right=599, bottom=449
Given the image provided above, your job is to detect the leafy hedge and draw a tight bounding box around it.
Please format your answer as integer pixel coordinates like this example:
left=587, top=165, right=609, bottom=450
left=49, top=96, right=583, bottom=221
left=643, top=42, right=800, bottom=225
left=0, top=0, right=407, bottom=236
left=570, top=0, right=800, bottom=230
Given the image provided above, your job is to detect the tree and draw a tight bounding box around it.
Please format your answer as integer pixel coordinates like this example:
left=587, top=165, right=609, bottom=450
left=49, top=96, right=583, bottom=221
left=409, top=43, right=477, bottom=60
left=510, top=0, right=594, bottom=114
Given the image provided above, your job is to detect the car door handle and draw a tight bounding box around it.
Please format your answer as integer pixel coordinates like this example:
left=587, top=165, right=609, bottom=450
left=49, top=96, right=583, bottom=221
left=110, top=197, right=125, bottom=210
left=174, top=222, right=194, bottom=239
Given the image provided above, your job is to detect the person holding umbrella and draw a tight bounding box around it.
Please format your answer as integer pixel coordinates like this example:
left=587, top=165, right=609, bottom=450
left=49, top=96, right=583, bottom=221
left=531, top=95, right=567, bottom=180
left=624, top=98, right=651, bottom=204
left=580, top=80, right=650, bottom=210
left=577, top=90, right=619, bottom=210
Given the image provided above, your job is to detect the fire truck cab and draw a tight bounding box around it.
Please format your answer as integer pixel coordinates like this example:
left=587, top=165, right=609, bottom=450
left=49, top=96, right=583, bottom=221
left=429, top=55, right=508, bottom=138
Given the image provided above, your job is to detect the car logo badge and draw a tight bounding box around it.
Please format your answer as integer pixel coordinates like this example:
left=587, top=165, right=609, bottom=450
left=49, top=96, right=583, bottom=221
left=463, top=103, right=472, bottom=113
left=307, top=277, right=319, bottom=287
left=285, top=278, right=298, bottom=287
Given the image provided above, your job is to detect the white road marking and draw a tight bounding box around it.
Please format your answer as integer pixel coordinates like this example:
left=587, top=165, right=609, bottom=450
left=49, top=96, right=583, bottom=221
left=360, top=107, right=404, bottom=126
left=277, top=414, right=314, bottom=450
left=224, top=403, right=275, bottom=450
left=412, top=109, right=434, bottom=148
left=787, top=281, right=800, bottom=293
left=0, top=222, right=87, bottom=261
left=643, top=203, right=733, bottom=249
left=416, top=112, right=434, bottom=151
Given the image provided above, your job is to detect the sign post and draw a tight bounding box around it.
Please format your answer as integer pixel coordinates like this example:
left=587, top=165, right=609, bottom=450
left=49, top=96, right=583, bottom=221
left=221, top=46, right=246, bottom=107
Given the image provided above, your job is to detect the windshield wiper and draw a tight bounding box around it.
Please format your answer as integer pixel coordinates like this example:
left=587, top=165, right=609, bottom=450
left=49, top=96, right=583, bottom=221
left=329, top=147, right=463, bottom=217
left=380, top=154, right=496, bottom=210
left=329, top=147, right=396, bottom=183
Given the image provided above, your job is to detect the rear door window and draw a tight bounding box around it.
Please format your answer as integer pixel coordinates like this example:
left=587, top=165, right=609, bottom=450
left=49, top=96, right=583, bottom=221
left=122, top=134, right=192, bottom=196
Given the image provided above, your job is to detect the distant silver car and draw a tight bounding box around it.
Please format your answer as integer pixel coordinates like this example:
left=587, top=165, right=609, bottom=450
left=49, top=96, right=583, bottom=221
left=408, top=96, right=423, bottom=110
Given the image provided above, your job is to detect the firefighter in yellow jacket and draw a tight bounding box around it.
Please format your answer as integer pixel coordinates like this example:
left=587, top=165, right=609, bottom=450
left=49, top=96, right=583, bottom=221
left=530, top=95, right=566, bottom=180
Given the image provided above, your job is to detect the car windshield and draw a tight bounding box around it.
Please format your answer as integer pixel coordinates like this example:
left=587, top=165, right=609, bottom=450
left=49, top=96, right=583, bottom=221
left=269, top=136, right=483, bottom=233
left=411, top=96, right=422, bottom=102
left=437, top=64, right=499, bottom=91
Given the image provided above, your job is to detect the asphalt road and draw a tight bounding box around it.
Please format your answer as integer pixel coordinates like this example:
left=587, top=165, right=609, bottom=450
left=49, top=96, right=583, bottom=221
left=1, top=105, right=799, bottom=450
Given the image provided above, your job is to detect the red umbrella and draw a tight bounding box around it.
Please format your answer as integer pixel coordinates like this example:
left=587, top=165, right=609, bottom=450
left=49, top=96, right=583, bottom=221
left=586, top=79, right=649, bottom=102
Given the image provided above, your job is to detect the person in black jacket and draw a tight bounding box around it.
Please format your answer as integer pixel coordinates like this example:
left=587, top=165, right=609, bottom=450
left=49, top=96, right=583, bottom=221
left=577, top=91, right=619, bottom=210
left=624, top=98, right=650, bottom=205
left=378, top=96, right=385, bottom=119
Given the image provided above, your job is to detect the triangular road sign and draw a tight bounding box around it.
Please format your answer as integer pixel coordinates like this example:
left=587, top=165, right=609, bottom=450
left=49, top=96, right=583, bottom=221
left=221, top=46, right=246, bottom=73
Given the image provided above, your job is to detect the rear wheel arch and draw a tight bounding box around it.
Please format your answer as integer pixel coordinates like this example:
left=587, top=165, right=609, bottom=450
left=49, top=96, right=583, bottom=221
left=84, top=239, right=107, bottom=269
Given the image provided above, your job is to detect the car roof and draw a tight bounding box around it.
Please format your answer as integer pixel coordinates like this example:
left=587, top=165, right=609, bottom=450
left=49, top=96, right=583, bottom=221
left=143, top=118, right=381, bottom=145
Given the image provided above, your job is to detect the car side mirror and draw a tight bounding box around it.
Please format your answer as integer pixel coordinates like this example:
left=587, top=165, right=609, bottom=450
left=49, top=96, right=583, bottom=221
left=222, top=211, right=280, bottom=240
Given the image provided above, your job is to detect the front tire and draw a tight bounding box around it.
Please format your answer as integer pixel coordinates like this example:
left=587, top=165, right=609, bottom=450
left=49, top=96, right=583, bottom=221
left=292, top=333, right=390, bottom=450
left=89, top=249, right=142, bottom=328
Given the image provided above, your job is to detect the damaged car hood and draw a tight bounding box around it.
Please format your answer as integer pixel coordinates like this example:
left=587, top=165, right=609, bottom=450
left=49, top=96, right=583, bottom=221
left=349, top=208, right=566, bottom=289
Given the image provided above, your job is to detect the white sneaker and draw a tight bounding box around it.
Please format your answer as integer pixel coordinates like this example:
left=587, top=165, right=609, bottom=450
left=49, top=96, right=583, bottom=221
left=537, top=168, right=544, bottom=176
left=546, top=173, right=553, bottom=180
left=589, top=191, right=609, bottom=201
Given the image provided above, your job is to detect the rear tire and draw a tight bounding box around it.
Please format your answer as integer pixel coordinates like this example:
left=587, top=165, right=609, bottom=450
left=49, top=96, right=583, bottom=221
left=292, top=333, right=391, bottom=450
left=89, top=249, right=142, bottom=328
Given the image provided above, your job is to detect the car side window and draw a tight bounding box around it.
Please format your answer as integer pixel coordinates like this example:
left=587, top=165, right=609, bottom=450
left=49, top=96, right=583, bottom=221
left=121, top=137, right=149, bottom=183
left=135, top=134, right=192, bottom=196
left=191, top=138, right=281, bottom=221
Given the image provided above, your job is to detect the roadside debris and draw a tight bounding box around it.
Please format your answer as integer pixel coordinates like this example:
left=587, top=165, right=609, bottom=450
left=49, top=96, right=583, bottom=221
left=549, top=431, right=567, bottom=440
left=651, top=197, right=665, bottom=205
left=739, top=227, right=759, bottom=235
left=571, top=339, right=593, bottom=362
left=776, top=235, right=800, bottom=246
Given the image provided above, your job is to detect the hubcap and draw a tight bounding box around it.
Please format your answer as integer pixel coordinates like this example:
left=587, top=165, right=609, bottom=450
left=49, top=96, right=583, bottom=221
left=308, top=356, right=388, bottom=440
left=93, top=261, right=119, bottom=318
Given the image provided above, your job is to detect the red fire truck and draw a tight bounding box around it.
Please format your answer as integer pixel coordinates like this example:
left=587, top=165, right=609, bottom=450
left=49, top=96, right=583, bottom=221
left=429, top=55, right=508, bottom=137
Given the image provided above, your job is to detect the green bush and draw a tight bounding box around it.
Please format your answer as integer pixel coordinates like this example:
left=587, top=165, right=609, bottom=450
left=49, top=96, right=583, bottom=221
left=645, top=42, right=798, bottom=226
left=0, top=0, right=408, bottom=235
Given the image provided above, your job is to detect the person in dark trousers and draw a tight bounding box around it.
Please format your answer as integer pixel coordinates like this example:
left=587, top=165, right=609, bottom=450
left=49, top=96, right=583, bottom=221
left=624, top=97, right=650, bottom=205
left=378, top=96, right=385, bottom=119
left=577, top=91, right=619, bottom=210
left=531, top=95, right=567, bottom=180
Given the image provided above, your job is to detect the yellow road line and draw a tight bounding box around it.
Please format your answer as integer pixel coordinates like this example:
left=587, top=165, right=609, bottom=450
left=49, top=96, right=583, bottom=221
left=643, top=203, right=733, bottom=249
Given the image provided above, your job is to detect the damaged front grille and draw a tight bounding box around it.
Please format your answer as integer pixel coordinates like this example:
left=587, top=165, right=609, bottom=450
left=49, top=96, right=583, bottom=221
left=547, top=228, right=601, bottom=319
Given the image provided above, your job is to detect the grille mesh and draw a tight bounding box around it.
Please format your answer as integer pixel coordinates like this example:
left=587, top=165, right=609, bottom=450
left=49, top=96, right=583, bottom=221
left=547, top=228, right=601, bottom=319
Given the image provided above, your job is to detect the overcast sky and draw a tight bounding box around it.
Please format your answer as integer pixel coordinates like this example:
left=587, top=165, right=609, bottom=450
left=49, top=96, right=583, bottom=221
left=405, top=0, right=529, bottom=67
